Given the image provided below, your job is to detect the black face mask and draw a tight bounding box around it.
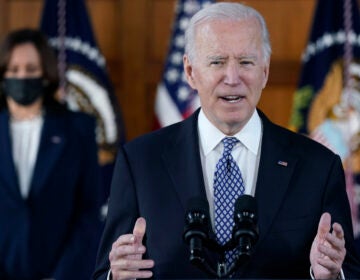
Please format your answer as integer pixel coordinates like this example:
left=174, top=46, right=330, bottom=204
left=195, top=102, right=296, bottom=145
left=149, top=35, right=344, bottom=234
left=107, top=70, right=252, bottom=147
left=1, top=77, right=44, bottom=106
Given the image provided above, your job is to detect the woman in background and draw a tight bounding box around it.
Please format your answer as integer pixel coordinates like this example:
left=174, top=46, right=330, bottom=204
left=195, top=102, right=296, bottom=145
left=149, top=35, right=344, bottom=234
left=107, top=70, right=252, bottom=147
left=0, top=28, right=102, bottom=279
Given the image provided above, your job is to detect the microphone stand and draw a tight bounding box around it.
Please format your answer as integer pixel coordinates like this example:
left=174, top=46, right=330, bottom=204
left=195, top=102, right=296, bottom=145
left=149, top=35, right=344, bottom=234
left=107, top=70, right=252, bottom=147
left=188, top=247, right=218, bottom=278
left=187, top=238, right=254, bottom=278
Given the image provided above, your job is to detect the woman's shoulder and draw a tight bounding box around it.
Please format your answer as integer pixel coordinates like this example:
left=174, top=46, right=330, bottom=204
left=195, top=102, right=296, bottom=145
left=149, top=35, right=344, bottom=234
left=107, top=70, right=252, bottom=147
left=46, top=105, right=96, bottom=136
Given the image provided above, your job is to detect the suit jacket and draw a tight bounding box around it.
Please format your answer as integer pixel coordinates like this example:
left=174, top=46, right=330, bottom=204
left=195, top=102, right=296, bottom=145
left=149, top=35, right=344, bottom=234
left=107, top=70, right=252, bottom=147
left=0, top=108, right=102, bottom=280
left=94, top=109, right=360, bottom=279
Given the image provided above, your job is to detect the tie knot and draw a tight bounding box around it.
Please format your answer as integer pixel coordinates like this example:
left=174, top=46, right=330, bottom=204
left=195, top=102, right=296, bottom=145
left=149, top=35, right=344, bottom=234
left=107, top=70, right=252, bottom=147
left=222, top=137, right=239, bottom=155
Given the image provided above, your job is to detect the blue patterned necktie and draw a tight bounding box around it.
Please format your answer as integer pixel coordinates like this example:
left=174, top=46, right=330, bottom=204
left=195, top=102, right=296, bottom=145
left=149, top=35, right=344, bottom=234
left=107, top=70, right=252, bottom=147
left=214, top=137, right=245, bottom=266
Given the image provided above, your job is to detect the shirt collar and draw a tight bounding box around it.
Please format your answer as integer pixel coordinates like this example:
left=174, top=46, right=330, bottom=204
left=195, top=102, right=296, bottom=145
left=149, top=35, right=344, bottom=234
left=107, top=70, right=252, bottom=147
left=198, top=109, right=262, bottom=156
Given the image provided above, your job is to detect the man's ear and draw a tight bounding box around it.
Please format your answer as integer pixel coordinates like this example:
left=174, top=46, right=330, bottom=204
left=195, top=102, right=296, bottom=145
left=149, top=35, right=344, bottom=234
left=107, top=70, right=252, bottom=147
left=183, top=54, right=196, bottom=89
left=262, top=61, right=270, bottom=89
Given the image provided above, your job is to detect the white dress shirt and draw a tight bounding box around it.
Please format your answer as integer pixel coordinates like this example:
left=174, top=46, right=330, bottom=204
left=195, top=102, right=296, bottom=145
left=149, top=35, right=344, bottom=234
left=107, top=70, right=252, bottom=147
left=197, top=109, right=263, bottom=226
left=10, top=115, right=43, bottom=199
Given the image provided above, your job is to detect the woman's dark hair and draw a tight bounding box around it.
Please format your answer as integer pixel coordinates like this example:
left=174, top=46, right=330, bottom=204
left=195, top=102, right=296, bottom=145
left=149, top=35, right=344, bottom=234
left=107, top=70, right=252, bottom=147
left=0, top=28, right=62, bottom=110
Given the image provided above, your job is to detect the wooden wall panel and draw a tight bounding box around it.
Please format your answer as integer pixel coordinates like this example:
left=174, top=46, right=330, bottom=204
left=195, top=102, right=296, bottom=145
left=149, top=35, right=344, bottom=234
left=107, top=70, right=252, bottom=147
left=258, top=86, right=294, bottom=126
left=246, top=0, right=316, bottom=60
left=117, top=0, right=152, bottom=137
left=0, top=0, right=7, bottom=35
left=6, top=0, right=43, bottom=30
left=149, top=0, right=177, bottom=63
left=0, top=0, right=335, bottom=140
left=87, top=0, right=119, bottom=60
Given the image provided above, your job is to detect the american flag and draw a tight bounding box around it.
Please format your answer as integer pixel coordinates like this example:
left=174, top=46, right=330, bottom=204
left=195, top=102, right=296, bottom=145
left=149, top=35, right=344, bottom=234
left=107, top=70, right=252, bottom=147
left=155, top=0, right=213, bottom=128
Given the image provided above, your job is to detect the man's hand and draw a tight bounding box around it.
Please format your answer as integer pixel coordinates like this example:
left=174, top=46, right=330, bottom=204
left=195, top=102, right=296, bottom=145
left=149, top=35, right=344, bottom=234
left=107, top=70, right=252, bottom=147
left=310, top=212, right=346, bottom=279
left=109, top=217, right=155, bottom=280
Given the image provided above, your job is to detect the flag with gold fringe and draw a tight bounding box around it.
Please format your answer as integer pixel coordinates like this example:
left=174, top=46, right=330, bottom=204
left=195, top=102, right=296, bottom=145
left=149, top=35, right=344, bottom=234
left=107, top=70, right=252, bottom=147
left=289, top=0, right=360, bottom=251
left=40, top=0, right=125, bottom=211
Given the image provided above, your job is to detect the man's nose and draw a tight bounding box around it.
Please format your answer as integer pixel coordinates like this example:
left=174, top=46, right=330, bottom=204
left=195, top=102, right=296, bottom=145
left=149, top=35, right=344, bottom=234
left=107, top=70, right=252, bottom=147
left=223, top=63, right=241, bottom=85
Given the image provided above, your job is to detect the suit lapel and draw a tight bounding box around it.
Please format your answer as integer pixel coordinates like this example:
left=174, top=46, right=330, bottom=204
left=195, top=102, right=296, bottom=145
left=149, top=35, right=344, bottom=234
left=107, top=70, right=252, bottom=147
left=162, top=111, right=222, bottom=265
left=162, top=110, right=207, bottom=211
left=0, top=111, right=22, bottom=200
left=255, top=112, right=298, bottom=245
left=29, top=112, right=66, bottom=197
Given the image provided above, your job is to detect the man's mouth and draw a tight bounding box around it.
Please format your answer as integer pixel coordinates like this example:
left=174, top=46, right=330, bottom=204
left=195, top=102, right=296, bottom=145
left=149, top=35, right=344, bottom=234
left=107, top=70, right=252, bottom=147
left=220, top=95, right=244, bottom=103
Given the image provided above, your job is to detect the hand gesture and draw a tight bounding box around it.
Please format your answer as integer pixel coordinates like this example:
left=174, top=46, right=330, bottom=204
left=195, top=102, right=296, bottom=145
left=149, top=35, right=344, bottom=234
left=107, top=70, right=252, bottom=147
left=310, top=212, right=346, bottom=279
left=109, top=217, right=154, bottom=280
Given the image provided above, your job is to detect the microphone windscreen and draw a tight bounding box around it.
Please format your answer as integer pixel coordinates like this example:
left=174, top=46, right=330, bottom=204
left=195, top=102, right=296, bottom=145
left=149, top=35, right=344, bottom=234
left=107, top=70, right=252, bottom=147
left=235, top=194, right=257, bottom=217
left=186, top=196, right=210, bottom=216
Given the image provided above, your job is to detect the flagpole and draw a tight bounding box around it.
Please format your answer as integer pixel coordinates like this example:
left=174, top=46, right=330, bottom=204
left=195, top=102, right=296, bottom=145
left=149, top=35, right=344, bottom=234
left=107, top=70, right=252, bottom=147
left=344, top=0, right=353, bottom=91
left=57, top=0, right=67, bottom=100
left=343, top=0, right=359, bottom=237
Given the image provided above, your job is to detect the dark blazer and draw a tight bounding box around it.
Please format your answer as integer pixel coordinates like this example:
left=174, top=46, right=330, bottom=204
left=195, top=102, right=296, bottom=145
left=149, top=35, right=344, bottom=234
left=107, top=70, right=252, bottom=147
left=94, top=109, right=360, bottom=279
left=0, top=108, right=102, bottom=280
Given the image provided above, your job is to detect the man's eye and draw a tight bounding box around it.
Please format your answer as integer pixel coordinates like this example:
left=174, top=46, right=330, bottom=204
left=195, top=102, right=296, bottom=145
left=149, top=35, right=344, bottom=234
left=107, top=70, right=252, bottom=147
left=240, top=61, right=254, bottom=65
left=210, top=61, right=223, bottom=65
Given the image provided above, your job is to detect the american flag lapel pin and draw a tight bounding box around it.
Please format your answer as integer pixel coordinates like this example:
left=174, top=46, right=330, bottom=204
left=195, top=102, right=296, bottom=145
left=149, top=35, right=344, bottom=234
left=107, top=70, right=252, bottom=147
left=277, top=160, right=288, bottom=167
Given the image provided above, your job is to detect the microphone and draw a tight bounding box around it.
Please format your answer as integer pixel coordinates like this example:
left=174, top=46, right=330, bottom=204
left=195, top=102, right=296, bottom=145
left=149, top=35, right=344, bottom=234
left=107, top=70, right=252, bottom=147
left=232, top=195, right=259, bottom=258
left=183, top=197, right=211, bottom=263
left=183, top=195, right=258, bottom=278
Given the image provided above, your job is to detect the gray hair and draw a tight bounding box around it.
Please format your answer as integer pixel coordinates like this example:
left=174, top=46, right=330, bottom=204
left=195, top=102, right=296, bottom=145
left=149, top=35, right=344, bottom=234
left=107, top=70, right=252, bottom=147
left=184, top=2, right=271, bottom=63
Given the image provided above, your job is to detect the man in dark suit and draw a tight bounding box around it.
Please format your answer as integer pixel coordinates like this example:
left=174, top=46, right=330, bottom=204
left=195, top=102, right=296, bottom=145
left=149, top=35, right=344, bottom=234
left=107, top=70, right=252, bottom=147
left=93, top=2, right=360, bottom=279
